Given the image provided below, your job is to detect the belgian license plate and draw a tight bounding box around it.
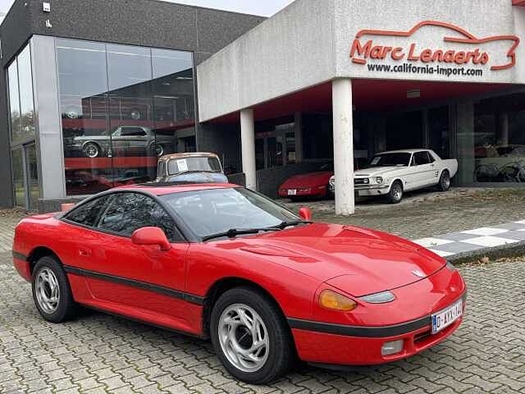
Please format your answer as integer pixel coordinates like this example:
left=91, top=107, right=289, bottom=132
left=287, top=189, right=297, bottom=196
left=431, top=299, right=463, bottom=334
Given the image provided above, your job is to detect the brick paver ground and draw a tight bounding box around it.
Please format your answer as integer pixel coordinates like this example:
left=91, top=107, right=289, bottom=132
left=286, top=187, right=525, bottom=240
left=1, top=251, right=524, bottom=393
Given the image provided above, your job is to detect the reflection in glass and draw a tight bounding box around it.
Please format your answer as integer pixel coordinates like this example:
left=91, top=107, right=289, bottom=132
left=473, top=93, right=525, bottom=183
left=26, top=144, right=39, bottom=211
left=57, top=38, right=196, bottom=196
left=12, top=148, right=25, bottom=207
left=8, top=45, right=36, bottom=145
left=17, top=47, right=36, bottom=140
left=7, top=61, right=21, bottom=142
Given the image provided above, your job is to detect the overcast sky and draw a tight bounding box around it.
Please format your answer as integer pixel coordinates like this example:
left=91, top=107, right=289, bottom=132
left=0, top=0, right=295, bottom=17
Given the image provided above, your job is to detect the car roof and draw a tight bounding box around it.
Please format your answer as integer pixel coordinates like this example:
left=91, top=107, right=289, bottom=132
left=158, top=152, right=220, bottom=162
left=114, top=182, right=238, bottom=196
left=376, top=149, right=430, bottom=155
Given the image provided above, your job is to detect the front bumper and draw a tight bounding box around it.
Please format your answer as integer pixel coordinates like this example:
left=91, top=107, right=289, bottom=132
left=289, top=265, right=466, bottom=366
left=290, top=309, right=463, bottom=365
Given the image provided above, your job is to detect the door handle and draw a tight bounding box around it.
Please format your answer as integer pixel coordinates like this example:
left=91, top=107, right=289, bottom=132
left=79, top=248, right=91, bottom=257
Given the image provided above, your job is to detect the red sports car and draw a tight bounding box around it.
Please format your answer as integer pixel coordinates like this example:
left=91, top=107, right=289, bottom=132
left=278, top=163, right=333, bottom=201
left=13, top=183, right=466, bottom=384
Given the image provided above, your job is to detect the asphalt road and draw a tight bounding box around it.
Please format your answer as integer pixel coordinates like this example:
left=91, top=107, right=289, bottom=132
left=1, top=251, right=524, bottom=393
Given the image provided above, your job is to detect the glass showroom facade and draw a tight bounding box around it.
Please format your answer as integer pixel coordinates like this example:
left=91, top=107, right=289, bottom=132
left=56, top=38, right=196, bottom=196
left=7, top=36, right=196, bottom=209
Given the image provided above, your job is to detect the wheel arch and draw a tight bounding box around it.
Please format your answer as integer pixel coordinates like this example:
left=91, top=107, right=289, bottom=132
left=202, top=277, right=291, bottom=340
left=27, top=247, right=61, bottom=275
left=389, top=178, right=404, bottom=190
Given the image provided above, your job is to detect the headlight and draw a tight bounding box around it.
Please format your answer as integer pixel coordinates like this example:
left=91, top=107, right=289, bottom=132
left=363, top=178, right=370, bottom=184
left=319, top=290, right=357, bottom=311
left=329, top=177, right=335, bottom=187
left=376, top=177, right=383, bottom=184
left=359, top=290, right=396, bottom=304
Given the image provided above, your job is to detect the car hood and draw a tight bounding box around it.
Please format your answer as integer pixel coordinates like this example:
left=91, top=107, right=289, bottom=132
left=355, top=167, right=404, bottom=177
left=280, top=172, right=333, bottom=188
left=214, top=223, right=445, bottom=297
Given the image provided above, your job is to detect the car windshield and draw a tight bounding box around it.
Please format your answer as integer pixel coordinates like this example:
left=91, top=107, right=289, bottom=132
left=160, top=187, right=301, bottom=239
left=368, top=153, right=411, bottom=167
left=168, top=157, right=222, bottom=175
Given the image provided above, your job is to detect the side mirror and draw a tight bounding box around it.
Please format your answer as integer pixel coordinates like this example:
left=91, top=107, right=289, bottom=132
left=298, top=207, right=313, bottom=221
left=132, top=227, right=171, bottom=251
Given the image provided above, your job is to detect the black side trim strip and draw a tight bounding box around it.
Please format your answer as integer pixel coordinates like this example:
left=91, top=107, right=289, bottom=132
left=64, top=266, right=204, bottom=306
left=288, top=316, right=430, bottom=338
left=12, top=251, right=27, bottom=261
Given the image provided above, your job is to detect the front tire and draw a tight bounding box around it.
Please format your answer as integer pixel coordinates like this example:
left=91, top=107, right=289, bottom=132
left=387, top=180, right=403, bottom=204
left=32, top=256, right=77, bottom=323
left=83, top=142, right=100, bottom=158
left=210, top=287, right=294, bottom=384
left=438, top=170, right=451, bottom=191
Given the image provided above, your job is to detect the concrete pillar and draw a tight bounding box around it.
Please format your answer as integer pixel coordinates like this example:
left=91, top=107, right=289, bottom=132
left=455, top=102, right=475, bottom=184
left=294, top=112, right=303, bottom=163
left=240, top=109, right=257, bottom=190
left=498, top=113, right=509, bottom=146
left=332, top=78, right=355, bottom=216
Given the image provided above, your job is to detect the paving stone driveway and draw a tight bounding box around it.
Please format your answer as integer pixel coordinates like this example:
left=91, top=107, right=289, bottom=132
left=1, top=252, right=524, bottom=393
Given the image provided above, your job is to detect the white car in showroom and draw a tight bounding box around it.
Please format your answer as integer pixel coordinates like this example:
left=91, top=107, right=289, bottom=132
left=329, top=149, right=458, bottom=203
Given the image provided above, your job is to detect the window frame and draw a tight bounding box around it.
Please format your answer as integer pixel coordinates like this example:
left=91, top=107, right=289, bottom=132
left=61, top=190, right=186, bottom=243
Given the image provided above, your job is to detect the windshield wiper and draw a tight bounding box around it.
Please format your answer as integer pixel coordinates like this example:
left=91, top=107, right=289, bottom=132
left=273, top=220, right=313, bottom=230
left=202, top=227, right=281, bottom=242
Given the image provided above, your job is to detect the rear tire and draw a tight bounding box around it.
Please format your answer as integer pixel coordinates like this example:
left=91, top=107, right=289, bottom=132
left=32, top=256, right=77, bottom=323
left=210, top=287, right=295, bottom=384
left=387, top=181, right=403, bottom=204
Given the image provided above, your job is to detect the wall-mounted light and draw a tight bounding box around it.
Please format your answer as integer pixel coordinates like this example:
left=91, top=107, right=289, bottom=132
left=45, top=19, right=52, bottom=28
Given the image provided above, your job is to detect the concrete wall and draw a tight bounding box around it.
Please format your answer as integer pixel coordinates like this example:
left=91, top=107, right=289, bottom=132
left=335, top=0, right=522, bottom=83
left=197, top=0, right=336, bottom=122
left=198, top=0, right=525, bottom=122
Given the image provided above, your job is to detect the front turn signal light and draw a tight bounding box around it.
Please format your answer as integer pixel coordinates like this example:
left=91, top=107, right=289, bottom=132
left=319, top=290, right=358, bottom=311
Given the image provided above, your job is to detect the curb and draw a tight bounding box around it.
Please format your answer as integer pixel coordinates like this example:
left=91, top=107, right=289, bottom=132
left=447, top=240, right=525, bottom=265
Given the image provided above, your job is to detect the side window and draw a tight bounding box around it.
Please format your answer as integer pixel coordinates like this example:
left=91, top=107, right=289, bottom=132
left=63, top=195, right=111, bottom=227
left=97, top=192, right=182, bottom=240
left=121, top=127, right=146, bottom=136
left=426, top=152, right=436, bottom=163
left=414, top=152, right=431, bottom=165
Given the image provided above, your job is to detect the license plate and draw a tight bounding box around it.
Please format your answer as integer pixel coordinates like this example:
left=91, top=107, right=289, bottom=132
left=431, top=299, right=463, bottom=334
left=287, top=189, right=297, bottom=196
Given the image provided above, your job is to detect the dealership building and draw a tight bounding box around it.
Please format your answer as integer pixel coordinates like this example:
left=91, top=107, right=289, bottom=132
left=1, top=0, right=524, bottom=214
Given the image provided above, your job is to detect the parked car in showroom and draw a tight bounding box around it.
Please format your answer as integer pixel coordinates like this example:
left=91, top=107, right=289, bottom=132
left=278, top=163, right=334, bottom=201
left=155, top=152, right=228, bottom=183
left=69, top=126, right=174, bottom=158
left=13, top=183, right=466, bottom=384
left=329, top=149, right=458, bottom=203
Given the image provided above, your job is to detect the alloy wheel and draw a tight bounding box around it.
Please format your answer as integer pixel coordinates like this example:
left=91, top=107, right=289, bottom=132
left=217, top=303, right=270, bottom=373
left=35, top=268, right=60, bottom=314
